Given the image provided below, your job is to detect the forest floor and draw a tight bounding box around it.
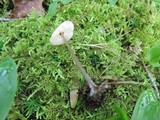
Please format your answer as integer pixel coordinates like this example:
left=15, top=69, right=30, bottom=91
left=0, top=0, right=160, bottom=120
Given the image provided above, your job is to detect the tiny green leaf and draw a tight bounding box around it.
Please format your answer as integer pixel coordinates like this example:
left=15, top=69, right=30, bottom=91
left=0, top=41, right=3, bottom=52
left=60, top=0, right=73, bottom=5
left=108, top=0, right=118, bottom=6
left=48, top=1, right=58, bottom=17
left=131, top=89, right=159, bottom=120
left=147, top=44, right=160, bottom=67
left=110, top=105, right=129, bottom=120
left=0, top=57, right=18, bottom=120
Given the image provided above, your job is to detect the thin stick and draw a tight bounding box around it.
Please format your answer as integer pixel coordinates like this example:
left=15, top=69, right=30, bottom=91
left=79, top=30, right=133, bottom=48
left=140, top=61, right=160, bottom=100
left=0, top=18, right=24, bottom=22
left=60, top=33, right=97, bottom=94
left=100, top=79, right=146, bottom=90
left=129, top=50, right=160, bottom=99
left=108, top=81, right=145, bottom=85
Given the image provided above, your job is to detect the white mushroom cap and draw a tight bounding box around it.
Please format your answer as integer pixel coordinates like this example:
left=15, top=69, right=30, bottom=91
left=50, top=21, right=74, bottom=45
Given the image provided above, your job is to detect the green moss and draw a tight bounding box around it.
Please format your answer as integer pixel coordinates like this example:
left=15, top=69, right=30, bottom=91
left=0, top=0, right=160, bottom=119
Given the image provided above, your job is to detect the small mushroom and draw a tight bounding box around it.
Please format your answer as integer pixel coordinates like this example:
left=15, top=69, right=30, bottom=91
left=50, top=21, right=74, bottom=45
left=50, top=21, right=97, bottom=93
left=50, top=21, right=110, bottom=108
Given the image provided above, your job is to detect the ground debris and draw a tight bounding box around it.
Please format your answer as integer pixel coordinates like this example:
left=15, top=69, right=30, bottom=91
left=12, top=0, right=45, bottom=18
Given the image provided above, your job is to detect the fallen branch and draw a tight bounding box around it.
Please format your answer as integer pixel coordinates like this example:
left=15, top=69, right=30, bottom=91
left=0, top=18, right=16, bottom=22
left=108, top=81, right=146, bottom=86
left=0, top=17, right=24, bottom=22
left=139, top=60, right=160, bottom=100
left=99, top=79, right=147, bottom=90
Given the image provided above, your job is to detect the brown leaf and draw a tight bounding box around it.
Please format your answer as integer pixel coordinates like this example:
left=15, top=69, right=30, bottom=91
left=12, top=0, right=45, bottom=18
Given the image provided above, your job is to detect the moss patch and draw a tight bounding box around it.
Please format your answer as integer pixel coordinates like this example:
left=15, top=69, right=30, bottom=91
left=0, top=0, right=160, bottom=119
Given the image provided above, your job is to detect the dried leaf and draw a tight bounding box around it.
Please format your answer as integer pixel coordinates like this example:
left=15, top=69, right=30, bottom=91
left=12, top=0, right=45, bottom=18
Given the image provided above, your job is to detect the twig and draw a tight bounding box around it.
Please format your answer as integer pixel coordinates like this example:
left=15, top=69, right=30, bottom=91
left=108, top=81, right=146, bottom=86
left=80, top=44, right=105, bottom=48
left=0, top=17, right=24, bottom=22
left=79, top=30, right=133, bottom=48
left=140, top=61, right=160, bottom=100
left=130, top=51, right=160, bottom=99
left=100, top=79, right=146, bottom=89
left=0, top=18, right=16, bottom=22
left=126, top=47, right=160, bottom=100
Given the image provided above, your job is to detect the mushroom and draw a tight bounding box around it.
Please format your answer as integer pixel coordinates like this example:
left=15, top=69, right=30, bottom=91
left=50, top=21, right=97, bottom=94
left=50, top=21, right=74, bottom=45
left=50, top=21, right=109, bottom=108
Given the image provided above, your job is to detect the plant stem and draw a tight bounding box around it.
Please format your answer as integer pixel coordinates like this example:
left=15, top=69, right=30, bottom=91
left=60, top=33, right=97, bottom=95
left=99, top=79, right=146, bottom=90
left=108, top=81, right=146, bottom=85
left=140, top=61, right=160, bottom=100
left=0, top=18, right=24, bottom=22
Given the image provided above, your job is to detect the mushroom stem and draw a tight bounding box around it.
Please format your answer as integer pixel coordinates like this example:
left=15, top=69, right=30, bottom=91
left=60, top=33, right=97, bottom=94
